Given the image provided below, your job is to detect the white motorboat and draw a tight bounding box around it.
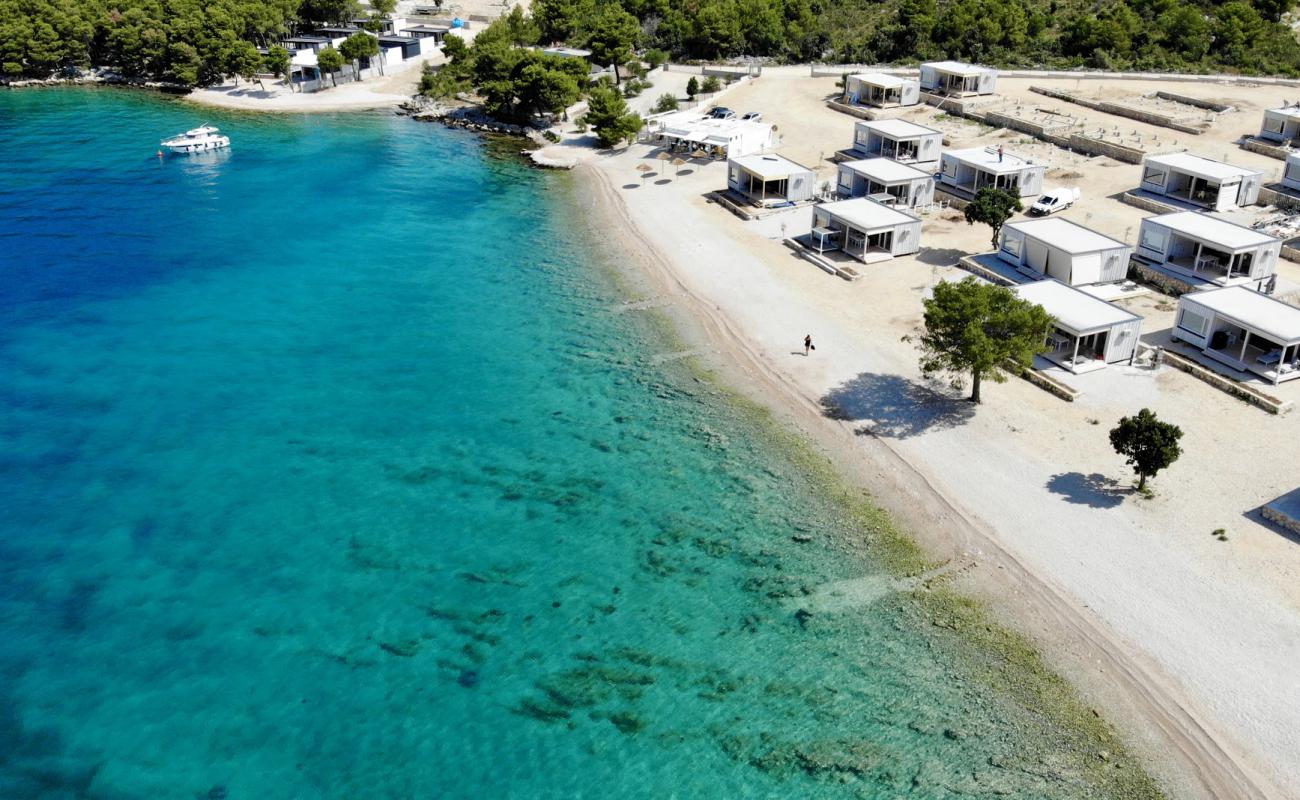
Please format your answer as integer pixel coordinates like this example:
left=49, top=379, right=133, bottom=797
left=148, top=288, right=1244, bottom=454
left=160, top=125, right=230, bottom=154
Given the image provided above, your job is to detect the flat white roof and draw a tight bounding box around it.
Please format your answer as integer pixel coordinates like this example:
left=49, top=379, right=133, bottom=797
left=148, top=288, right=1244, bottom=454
left=1004, top=218, right=1127, bottom=254
left=860, top=118, right=941, bottom=139
left=923, top=60, right=991, bottom=76
left=1182, top=286, right=1300, bottom=342
left=1144, top=211, right=1277, bottom=249
left=840, top=157, right=931, bottom=183
left=730, top=153, right=812, bottom=179
left=1267, top=105, right=1300, bottom=121
left=1144, top=152, right=1262, bottom=182
left=944, top=146, right=1040, bottom=173
left=1015, top=280, right=1140, bottom=332
left=817, top=197, right=917, bottom=230
left=848, top=72, right=911, bottom=88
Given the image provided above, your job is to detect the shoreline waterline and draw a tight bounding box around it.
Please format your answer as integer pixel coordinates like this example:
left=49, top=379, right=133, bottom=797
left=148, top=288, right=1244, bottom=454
left=568, top=158, right=1268, bottom=800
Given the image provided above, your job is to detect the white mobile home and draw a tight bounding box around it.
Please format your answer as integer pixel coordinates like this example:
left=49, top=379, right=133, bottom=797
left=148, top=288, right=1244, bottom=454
left=919, top=61, right=997, bottom=96
left=1259, top=105, right=1300, bottom=144
left=1173, top=286, right=1300, bottom=383
left=1138, top=152, right=1263, bottom=211
left=809, top=198, right=922, bottom=261
left=1015, top=280, right=1141, bottom=373
left=727, top=153, right=816, bottom=206
left=1136, top=212, right=1280, bottom=287
left=836, top=158, right=935, bottom=208
left=851, top=119, right=942, bottom=164
left=843, top=73, right=920, bottom=108
left=938, top=147, right=1045, bottom=199
left=998, top=218, right=1132, bottom=286
left=1283, top=152, right=1300, bottom=192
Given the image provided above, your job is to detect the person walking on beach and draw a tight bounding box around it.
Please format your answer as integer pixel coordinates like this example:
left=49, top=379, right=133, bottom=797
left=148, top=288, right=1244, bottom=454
left=804, top=334, right=814, bottom=356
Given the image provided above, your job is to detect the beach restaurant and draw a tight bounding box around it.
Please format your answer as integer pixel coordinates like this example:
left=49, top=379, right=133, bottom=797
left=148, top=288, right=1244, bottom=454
left=998, top=218, right=1132, bottom=286
left=842, top=73, right=920, bottom=108
left=1138, top=152, right=1263, bottom=212
left=835, top=158, right=935, bottom=208
left=1173, top=286, right=1300, bottom=383
left=808, top=197, right=922, bottom=262
left=726, top=154, right=816, bottom=207
left=642, top=112, right=776, bottom=159
left=1014, top=280, right=1142, bottom=373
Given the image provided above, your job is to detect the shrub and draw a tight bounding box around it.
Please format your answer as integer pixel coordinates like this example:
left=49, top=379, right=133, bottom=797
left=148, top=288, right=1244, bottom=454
left=701, top=75, right=722, bottom=93
left=651, top=93, right=679, bottom=113
left=644, top=49, right=669, bottom=69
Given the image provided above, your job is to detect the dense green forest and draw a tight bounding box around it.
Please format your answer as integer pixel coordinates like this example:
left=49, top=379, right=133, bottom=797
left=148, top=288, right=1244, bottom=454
left=3, top=0, right=1300, bottom=85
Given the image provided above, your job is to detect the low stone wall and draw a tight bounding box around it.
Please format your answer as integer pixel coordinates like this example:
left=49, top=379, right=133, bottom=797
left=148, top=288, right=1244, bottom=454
left=1241, top=136, right=1292, bottom=160
left=826, top=99, right=880, bottom=120
left=1131, top=260, right=1198, bottom=296
left=1120, top=191, right=1184, bottom=214
left=1262, top=502, right=1300, bottom=535
left=1154, top=91, right=1233, bottom=113
left=1019, top=367, right=1081, bottom=402
left=1258, top=185, right=1300, bottom=212
left=1161, top=349, right=1293, bottom=414
left=983, top=111, right=1069, bottom=138
left=920, top=92, right=971, bottom=115
left=1030, top=86, right=1204, bottom=134
left=1066, top=133, right=1146, bottom=163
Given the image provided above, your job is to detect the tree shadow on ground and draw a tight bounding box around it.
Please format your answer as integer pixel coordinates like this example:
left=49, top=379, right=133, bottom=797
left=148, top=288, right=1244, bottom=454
left=820, top=372, right=976, bottom=439
left=915, top=247, right=970, bottom=266
left=1045, top=472, right=1127, bottom=508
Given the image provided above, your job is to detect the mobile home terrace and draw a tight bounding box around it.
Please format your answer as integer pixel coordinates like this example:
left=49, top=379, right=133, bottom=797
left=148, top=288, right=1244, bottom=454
left=842, top=73, right=920, bottom=108
left=643, top=112, right=776, bottom=159
left=1138, top=152, right=1263, bottom=211
left=1173, top=286, right=1300, bottom=383
left=1259, top=105, right=1300, bottom=145
left=1014, top=280, right=1142, bottom=373
left=850, top=119, right=942, bottom=164
left=918, top=61, right=997, bottom=96
left=836, top=158, right=934, bottom=208
left=727, top=154, right=816, bottom=206
left=938, top=147, right=1045, bottom=199
left=1135, top=211, right=1280, bottom=287
left=808, top=198, right=922, bottom=262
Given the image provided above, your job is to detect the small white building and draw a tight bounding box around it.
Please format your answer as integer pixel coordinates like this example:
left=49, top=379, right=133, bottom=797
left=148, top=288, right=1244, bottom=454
left=850, top=119, right=943, bottom=164
left=998, top=218, right=1132, bottom=286
left=1136, top=212, right=1280, bottom=287
left=836, top=158, right=935, bottom=208
left=938, top=146, right=1045, bottom=199
left=1283, top=152, right=1300, bottom=192
left=646, top=112, right=777, bottom=159
left=809, top=198, right=922, bottom=262
left=1258, top=105, right=1300, bottom=144
left=727, top=153, right=816, bottom=206
left=1173, top=286, right=1300, bottom=383
left=1014, top=280, right=1142, bottom=373
left=1138, top=152, right=1263, bottom=211
left=919, top=61, right=997, bottom=96
left=842, top=73, right=920, bottom=108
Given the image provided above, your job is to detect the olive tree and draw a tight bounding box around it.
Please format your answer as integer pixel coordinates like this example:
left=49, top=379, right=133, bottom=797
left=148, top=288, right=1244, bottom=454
left=1109, top=408, right=1183, bottom=491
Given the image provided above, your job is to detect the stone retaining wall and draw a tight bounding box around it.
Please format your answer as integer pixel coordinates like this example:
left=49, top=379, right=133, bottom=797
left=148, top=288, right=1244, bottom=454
left=1120, top=191, right=1184, bottom=214
left=1154, top=91, right=1234, bottom=113
left=1161, top=349, right=1293, bottom=414
left=1019, top=367, right=1081, bottom=402
left=1258, top=185, right=1300, bottom=212
left=825, top=99, right=880, bottom=120
left=1242, top=137, right=1292, bottom=160
left=1066, top=134, right=1146, bottom=163
left=1262, top=503, right=1300, bottom=535
left=1030, top=86, right=1205, bottom=134
left=1132, top=260, right=1198, bottom=295
left=957, top=255, right=1014, bottom=285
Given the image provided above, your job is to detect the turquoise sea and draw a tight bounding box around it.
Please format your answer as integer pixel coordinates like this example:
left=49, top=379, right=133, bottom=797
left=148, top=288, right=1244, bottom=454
left=0, top=89, right=1154, bottom=799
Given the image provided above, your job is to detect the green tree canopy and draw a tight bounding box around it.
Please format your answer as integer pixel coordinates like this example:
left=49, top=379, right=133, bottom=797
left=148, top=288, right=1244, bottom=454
left=1109, top=408, right=1183, bottom=491
left=917, top=277, right=1053, bottom=403
left=585, top=3, right=640, bottom=83
left=316, top=45, right=344, bottom=86
left=339, top=30, right=380, bottom=73
left=264, top=44, right=290, bottom=79
left=226, top=39, right=263, bottom=85
left=584, top=82, right=642, bottom=147
left=963, top=187, right=1023, bottom=247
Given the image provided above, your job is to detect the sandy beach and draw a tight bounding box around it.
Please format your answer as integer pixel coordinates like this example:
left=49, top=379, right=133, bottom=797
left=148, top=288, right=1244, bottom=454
left=545, top=69, right=1300, bottom=799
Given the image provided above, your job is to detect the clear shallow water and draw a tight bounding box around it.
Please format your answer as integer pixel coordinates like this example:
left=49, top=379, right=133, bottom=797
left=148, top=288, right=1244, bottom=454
left=0, top=89, right=1149, bottom=799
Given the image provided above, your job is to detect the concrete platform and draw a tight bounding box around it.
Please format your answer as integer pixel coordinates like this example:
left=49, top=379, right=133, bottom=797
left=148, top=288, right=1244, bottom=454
left=1263, top=488, right=1300, bottom=536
